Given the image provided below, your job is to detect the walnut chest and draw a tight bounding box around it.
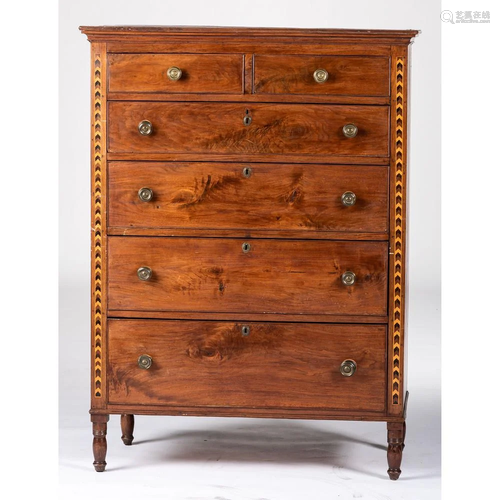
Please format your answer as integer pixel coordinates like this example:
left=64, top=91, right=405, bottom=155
left=80, top=26, right=418, bottom=479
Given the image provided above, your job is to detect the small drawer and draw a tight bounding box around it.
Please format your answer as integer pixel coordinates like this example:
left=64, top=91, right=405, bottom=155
left=108, top=162, right=389, bottom=233
left=108, top=53, right=244, bottom=93
left=254, top=55, right=389, bottom=96
left=108, top=319, right=387, bottom=412
left=108, top=102, right=389, bottom=157
left=108, top=237, right=388, bottom=316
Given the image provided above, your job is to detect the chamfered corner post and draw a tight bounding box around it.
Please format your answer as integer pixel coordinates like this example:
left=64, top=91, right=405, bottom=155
left=121, top=414, right=135, bottom=445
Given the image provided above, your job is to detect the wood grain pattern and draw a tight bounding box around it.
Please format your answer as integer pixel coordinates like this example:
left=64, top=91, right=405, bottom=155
left=108, top=162, right=389, bottom=233
left=81, top=27, right=418, bottom=474
left=107, top=237, right=388, bottom=316
left=108, top=53, right=243, bottom=93
left=108, top=320, right=387, bottom=411
left=80, top=26, right=419, bottom=44
left=254, top=55, right=390, bottom=96
left=387, top=421, right=406, bottom=480
left=107, top=310, right=388, bottom=324
left=120, top=414, right=134, bottom=445
left=108, top=102, right=389, bottom=157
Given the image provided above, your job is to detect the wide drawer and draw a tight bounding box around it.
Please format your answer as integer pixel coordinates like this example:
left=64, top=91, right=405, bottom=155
left=108, top=162, right=389, bottom=233
left=108, top=53, right=244, bottom=93
left=107, top=102, right=389, bottom=157
left=254, top=55, right=390, bottom=96
left=108, top=237, right=388, bottom=316
left=107, top=319, right=387, bottom=411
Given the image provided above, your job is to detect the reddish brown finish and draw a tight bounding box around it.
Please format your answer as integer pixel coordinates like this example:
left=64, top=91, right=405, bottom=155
left=254, top=55, right=390, bottom=96
left=387, top=421, right=406, bottom=480
left=108, top=320, right=387, bottom=411
left=108, top=53, right=244, bottom=94
left=120, top=414, right=134, bottom=445
left=108, top=310, right=388, bottom=324
left=81, top=26, right=417, bottom=477
left=107, top=102, right=389, bottom=157
left=107, top=237, right=388, bottom=316
left=108, top=162, right=389, bottom=233
left=91, top=414, right=109, bottom=472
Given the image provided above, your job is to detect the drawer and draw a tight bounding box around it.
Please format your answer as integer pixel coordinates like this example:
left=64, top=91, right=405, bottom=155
left=109, top=162, right=389, bottom=233
left=254, top=55, right=390, bottom=96
left=108, top=102, right=389, bottom=157
left=108, top=319, right=387, bottom=411
left=108, top=53, right=244, bottom=93
left=108, top=237, right=388, bottom=316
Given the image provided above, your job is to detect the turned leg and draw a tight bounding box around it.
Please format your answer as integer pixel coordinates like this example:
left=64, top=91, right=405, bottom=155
left=92, top=415, right=109, bottom=472
left=387, top=421, right=406, bottom=480
left=121, top=414, right=135, bottom=445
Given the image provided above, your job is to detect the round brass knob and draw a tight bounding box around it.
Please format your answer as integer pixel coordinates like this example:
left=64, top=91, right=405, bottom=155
left=342, top=123, right=358, bottom=138
left=340, top=359, right=357, bottom=377
left=137, top=266, right=152, bottom=281
left=167, top=66, right=182, bottom=81
left=138, top=354, right=153, bottom=370
left=341, top=191, right=357, bottom=206
left=313, top=68, right=329, bottom=83
left=138, top=187, right=153, bottom=202
left=341, top=271, right=356, bottom=286
left=138, top=120, right=153, bottom=136
left=242, top=242, right=251, bottom=253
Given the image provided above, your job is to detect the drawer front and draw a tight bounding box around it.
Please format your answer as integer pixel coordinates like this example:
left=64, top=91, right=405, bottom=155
left=254, top=55, right=390, bottom=96
left=108, top=237, right=388, bottom=316
left=108, top=319, right=387, bottom=411
left=108, top=162, right=389, bottom=233
left=108, top=53, right=244, bottom=93
left=108, top=102, right=389, bottom=157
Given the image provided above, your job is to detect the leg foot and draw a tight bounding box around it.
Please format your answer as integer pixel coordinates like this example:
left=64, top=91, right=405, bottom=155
left=121, top=414, right=135, bottom=446
left=92, top=415, right=109, bottom=472
left=387, top=421, right=405, bottom=480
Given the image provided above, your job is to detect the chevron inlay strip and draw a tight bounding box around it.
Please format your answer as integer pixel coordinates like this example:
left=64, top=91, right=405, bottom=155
left=392, top=57, right=404, bottom=406
left=93, top=54, right=103, bottom=398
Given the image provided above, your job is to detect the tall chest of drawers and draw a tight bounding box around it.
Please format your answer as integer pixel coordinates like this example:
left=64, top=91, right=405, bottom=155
left=80, top=26, right=418, bottom=479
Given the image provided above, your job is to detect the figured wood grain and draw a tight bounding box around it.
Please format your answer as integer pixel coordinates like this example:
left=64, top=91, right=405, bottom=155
left=107, top=237, right=388, bottom=316
left=107, top=102, right=389, bottom=157
left=107, top=228, right=389, bottom=241
left=254, top=55, right=390, bottom=96
left=108, top=162, right=389, bottom=233
left=108, top=53, right=243, bottom=93
left=107, top=320, right=387, bottom=411
left=107, top=310, right=388, bottom=323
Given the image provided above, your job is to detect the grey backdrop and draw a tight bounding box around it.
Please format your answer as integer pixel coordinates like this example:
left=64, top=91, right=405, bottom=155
left=59, top=1, right=440, bottom=498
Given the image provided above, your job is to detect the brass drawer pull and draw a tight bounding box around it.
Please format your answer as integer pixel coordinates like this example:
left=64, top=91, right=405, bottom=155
left=138, top=120, right=153, bottom=136
left=242, top=242, right=251, bottom=253
left=341, top=191, right=357, bottom=206
left=313, top=68, right=329, bottom=83
left=341, top=271, right=356, bottom=286
left=167, top=66, right=182, bottom=81
left=138, top=354, right=153, bottom=370
left=342, top=123, right=358, bottom=138
left=340, top=359, right=356, bottom=377
left=137, top=266, right=152, bottom=281
left=138, top=187, right=153, bottom=202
